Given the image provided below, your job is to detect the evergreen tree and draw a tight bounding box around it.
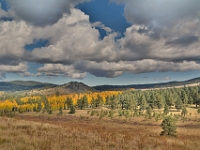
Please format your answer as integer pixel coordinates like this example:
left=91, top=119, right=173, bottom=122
left=126, top=98, right=136, bottom=110
left=36, top=101, right=42, bottom=112
left=59, top=106, right=63, bottom=115
left=193, top=92, right=200, bottom=107
left=65, top=97, right=73, bottom=109
left=146, top=106, right=152, bottom=119
left=77, top=96, right=88, bottom=110
left=105, top=96, right=110, bottom=105
left=166, top=93, right=175, bottom=106
left=163, top=104, right=169, bottom=115
left=180, top=90, right=188, bottom=105
left=160, top=116, right=177, bottom=137
left=149, top=93, right=156, bottom=109
left=181, top=106, right=188, bottom=117
left=110, top=95, right=118, bottom=109
left=119, top=94, right=127, bottom=109
left=96, top=94, right=104, bottom=108
left=155, top=93, right=164, bottom=109
left=69, top=105, right=76, bottom=114
left=175, top=98, right=183, bottom=111
left=139, top=95, right=146, bottom=110
left=42, top=96, right=51, bottom=114
left=91, top=97, right=96, bottom=108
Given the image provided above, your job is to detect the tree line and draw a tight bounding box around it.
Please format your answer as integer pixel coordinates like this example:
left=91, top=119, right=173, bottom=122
left=0, top=85, right=200, bottom=116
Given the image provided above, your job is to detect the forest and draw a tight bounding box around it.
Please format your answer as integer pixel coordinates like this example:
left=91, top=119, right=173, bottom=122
left=0, top=85, right=200, bottom=117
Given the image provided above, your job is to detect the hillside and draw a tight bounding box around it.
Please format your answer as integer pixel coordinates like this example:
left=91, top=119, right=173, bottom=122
left=0, top=80, right=56, bottom=92
left=29, top=81, right=97, bottom=95
left=1, top=77, right=200, bottom=93
left=93, top=77, right=200, bottom=91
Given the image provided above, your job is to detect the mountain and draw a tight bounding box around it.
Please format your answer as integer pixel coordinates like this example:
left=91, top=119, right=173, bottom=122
left=93, top=77, right=200, bottom=91
left=29, top=82, right=96, bottom=95
left=1, top=77, right=200, bottom=93
left=0, top=81, right=56, bottom=92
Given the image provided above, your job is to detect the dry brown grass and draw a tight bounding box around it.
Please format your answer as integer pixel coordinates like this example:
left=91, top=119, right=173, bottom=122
left=1, top=108, right=200, bottom=150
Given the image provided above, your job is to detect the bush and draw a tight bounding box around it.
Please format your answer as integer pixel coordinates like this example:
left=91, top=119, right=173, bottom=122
left=91, top=110, right=95, bottom=116
left=124, top=110, right=130, bottom=118
left=108, top=110, right=114, bottom=118
left=160, top=115, right=177, bottom=137
left=197, top=108, right=200, bottom=114
left=118, top=110, right=123, bottom=117
left=69, top=105, right=76, bottom=114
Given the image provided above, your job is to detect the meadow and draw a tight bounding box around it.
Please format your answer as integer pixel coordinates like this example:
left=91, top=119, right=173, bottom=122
left=0, top=106, right=200, bottom=150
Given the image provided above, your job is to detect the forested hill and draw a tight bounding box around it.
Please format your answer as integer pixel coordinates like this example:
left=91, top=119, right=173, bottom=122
left=0, top=81, right=56, bottom=91
left=93, top=77, right=200, bottom=91
left=30, top=82, right=97, bottom=95
left=1, top=77, right=200, bottom=92
left=0, top=81, right=96, bottom=94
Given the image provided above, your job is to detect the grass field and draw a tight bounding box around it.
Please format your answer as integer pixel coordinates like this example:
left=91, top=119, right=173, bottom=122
left=1, top=107, right=200, bottom=150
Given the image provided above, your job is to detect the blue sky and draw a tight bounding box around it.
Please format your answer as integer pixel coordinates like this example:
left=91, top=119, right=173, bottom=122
left=0, top=0, right=200, bottom=86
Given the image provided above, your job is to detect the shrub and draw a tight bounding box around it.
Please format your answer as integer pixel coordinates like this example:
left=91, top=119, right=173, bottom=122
left=197, top=108, right=200, bottom=114
left=69, top=105, right=76, bottom=114
left=108, top=110, right=114, bottom=119
left=91, top=110, right=95, bottom=116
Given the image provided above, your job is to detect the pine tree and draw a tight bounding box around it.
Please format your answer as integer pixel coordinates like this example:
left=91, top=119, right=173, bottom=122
left=146, top=106, right=152, bottom=119
left=163, top=104, right=169, bottom=115
left=119, top=94, right=127, bottom=110
left=175, top=98, right=183, bottom=111
left=59, top=106, right=63, bottom=115
left=181, top=106, right=188, bottom=117
left=36, top=102, right=42, bottom=112
left=140, top=95, right=146, bottom=110
left=110, top=95, right=118, bottom=109
left=180, top=90, right=188, bottom=105
left=65, top=97, right=73, bottom=109
left=166, top=93, right=175, bottom=106
left=69, top=105, right=76, bottom=114
left=160, top=116, right=177, bottom=137
left=193, top=92, right=200, bottom=107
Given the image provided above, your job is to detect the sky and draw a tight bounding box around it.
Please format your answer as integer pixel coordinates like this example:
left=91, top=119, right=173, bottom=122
left=0, top=0, right=200, bottom=86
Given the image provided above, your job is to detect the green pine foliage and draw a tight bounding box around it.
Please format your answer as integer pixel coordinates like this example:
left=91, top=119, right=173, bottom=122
left=175, top=98, right=183, bottom=111
left=163, top=104, right=169, bottom=115
left=181, top=106, right=188, bottom=117
left=160, top=116, right=177, bottom=137
left=69, top=105, right=76, bottom=114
